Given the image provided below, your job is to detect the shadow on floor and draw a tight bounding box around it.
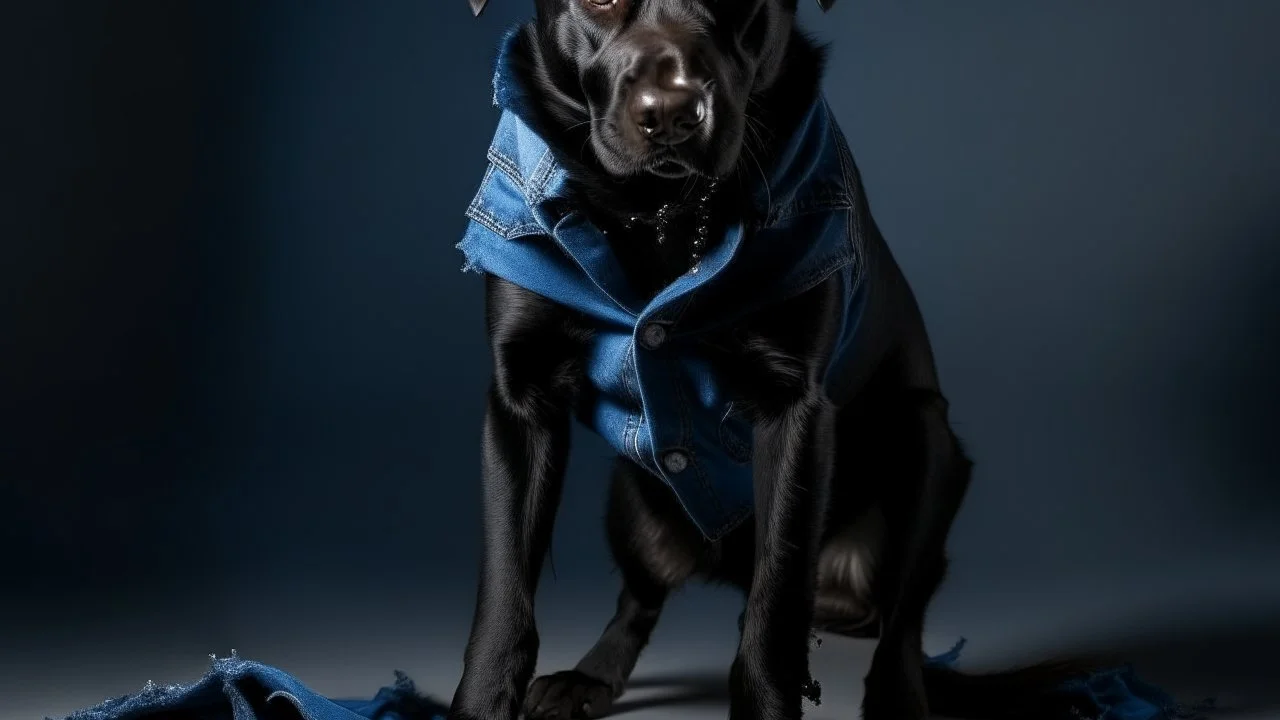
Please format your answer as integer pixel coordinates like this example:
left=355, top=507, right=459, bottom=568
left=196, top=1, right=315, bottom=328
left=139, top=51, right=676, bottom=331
left=1074, top=614, right=1280, bottom=716
left=614, top=614, right=1280, bottom=718
left=612, top=673, right=729, bottom=715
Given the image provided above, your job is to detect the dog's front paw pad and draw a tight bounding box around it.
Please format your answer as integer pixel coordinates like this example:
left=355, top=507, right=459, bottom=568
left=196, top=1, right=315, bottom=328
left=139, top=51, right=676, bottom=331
left=524, top=670, right=615, bottom=720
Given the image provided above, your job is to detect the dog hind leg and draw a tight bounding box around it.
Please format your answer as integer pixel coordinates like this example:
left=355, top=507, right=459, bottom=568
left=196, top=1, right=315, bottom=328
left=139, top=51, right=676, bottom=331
left=812, top=503, right=886, bottom=639
left=861, top=388, right=972, bottom=720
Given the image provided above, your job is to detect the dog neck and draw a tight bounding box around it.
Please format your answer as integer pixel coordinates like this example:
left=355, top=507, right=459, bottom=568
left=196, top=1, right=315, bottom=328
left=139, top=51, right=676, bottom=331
left=494, top=23, right=828, bottom=294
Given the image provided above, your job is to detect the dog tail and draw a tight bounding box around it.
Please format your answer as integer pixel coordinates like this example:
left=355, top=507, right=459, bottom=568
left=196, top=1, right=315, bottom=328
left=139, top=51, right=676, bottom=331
left=921, top=653, right=1102, bottom=719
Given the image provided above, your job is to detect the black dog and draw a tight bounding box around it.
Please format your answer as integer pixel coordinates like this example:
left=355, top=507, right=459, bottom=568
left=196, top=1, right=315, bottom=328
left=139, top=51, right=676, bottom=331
left=450, top=2, right=1092, bottom=720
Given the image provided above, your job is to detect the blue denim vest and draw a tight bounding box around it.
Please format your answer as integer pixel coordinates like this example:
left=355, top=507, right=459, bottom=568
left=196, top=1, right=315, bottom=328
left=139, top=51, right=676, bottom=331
left=457, top=28, right=869, bottom=540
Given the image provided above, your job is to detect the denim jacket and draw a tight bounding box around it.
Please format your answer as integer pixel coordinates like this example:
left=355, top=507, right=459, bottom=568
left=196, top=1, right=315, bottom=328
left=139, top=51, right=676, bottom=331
left=457, top=27, right=870, bottom=540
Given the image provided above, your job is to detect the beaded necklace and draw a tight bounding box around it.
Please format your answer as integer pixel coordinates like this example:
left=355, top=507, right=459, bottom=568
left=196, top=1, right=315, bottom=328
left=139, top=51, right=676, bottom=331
left=618, top=177, right=720, bottom=274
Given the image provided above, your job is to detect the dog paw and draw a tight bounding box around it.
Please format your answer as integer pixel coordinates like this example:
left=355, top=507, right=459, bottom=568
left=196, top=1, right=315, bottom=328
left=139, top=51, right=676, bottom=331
left=523, top=670, right=616, bottom=720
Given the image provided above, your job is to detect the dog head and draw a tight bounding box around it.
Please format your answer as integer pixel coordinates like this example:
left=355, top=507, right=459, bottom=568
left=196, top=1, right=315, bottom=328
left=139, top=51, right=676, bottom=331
left=471, top=0, right=837, bottom=182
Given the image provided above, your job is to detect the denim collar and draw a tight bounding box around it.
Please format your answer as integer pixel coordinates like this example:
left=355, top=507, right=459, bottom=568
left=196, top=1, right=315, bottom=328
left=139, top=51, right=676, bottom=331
left=486, top=24, right=850, bottom=229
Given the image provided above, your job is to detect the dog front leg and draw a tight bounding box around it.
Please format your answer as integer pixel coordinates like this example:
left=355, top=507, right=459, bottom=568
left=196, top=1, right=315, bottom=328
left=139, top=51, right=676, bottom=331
left=730, top=396, right=835, bottom=720
left=450, top=382, right=572, bottom=720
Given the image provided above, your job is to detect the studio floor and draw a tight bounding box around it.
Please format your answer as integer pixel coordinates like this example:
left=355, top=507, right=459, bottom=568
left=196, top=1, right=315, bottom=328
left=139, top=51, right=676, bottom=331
left=10, top=566, right=1280, bottom=720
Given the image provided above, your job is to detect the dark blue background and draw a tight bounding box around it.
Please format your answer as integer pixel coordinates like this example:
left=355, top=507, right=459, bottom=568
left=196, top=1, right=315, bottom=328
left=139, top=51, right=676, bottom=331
left=3, top=1, right=1279, bottom=717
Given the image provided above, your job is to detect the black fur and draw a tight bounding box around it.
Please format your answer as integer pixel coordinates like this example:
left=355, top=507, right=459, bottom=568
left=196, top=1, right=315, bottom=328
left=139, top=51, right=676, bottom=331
left=449, top=3, right=1098, bottom=720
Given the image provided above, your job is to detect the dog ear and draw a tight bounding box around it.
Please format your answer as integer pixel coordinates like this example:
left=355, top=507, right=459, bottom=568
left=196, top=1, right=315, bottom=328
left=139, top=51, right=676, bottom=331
left=469, top=0, right=489, bottom=16
left=816, top=0, right=837, bottom=11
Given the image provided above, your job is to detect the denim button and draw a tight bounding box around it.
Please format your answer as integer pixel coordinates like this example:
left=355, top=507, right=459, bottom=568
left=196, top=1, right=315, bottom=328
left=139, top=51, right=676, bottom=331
left=662, top=449, right=689, bottom=474
left=641, top=323, right=667, bottom=350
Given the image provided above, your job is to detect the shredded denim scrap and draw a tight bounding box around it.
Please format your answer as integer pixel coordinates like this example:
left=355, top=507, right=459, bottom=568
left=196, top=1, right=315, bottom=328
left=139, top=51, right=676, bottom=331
left=925, top=638, right=1218, bottom=720
left=53, top=650, right=449, bottom=720
left=52, top=642, right=1216, bottom=720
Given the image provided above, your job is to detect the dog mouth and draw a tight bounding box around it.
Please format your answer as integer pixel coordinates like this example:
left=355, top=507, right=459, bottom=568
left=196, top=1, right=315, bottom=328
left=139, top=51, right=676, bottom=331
left=591, top=116, right=733, bottom=181
left=645, top=155, right=697, bottom=179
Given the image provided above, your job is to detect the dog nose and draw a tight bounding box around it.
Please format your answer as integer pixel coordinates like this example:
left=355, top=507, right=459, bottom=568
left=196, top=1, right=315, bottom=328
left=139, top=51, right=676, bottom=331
left=629, top=83, right=706, bottom=146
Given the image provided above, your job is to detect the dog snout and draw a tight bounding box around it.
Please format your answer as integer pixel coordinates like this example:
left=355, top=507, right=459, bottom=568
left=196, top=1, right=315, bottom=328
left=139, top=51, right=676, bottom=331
left=629, top=84, right=706, bottom=145
left=626, top=49, right=709, bottom=146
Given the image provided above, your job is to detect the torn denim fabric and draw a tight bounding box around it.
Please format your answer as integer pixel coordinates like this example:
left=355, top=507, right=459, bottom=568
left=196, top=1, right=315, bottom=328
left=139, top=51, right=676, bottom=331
left=925, top=639, right=1218, bottom=720
left=53, top=643, right=1215, bottom=720
left=54, top=651, right=448, bottom=720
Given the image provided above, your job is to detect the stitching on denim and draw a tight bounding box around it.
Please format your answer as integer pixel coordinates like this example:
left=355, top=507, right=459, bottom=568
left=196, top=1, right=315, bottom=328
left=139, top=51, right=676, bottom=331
left=842, top=202, right=867, bottom=292
left=847, top=204, right=866, bottom=289
left=666, top=354, right=728, bottom=526
left=761, top=101, right=856, bottom=226
left=774, top=240, right=855, bottom=301
left=718, top=401, right=752, bottom=465
left=469, top=204, right=538, bottom=241
left=486, top=147, right=526, bottom=193
left=465, top=163, right=520, bottom=238
left=621, top=337, right=640, bottom=404
left=702, top=496, right=753, bottom=539
left=466, top=163, right=497, bottom=211
left=711, top=505, right=752, bottom=539
left=465, top=163, right=497, bottom=221
left=467, top=160, right=547, bottom=240
left=825, top=102, right=870, bottom=281
left=622, top=413, right=638, bottom=462
left=633, top=415, right=646, bottom=465
left=505, top=222, right=544, bottom=239
left=528, top=149, right=557, bottom=202
left=466, top=202, right=543, bottom=240
left=621, top=335, right=645, bottom=467
left=767, top=195, right=854, bottom=227
left=464, top=203, right=509, bottom=239
left=619, top=339, right=651, bottom=463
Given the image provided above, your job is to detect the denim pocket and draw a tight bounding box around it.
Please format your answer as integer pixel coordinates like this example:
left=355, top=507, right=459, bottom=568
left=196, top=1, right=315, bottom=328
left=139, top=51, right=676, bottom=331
left=465, top=161, right=545, bottom=241
left=718, top=401, right=753, bottom=465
